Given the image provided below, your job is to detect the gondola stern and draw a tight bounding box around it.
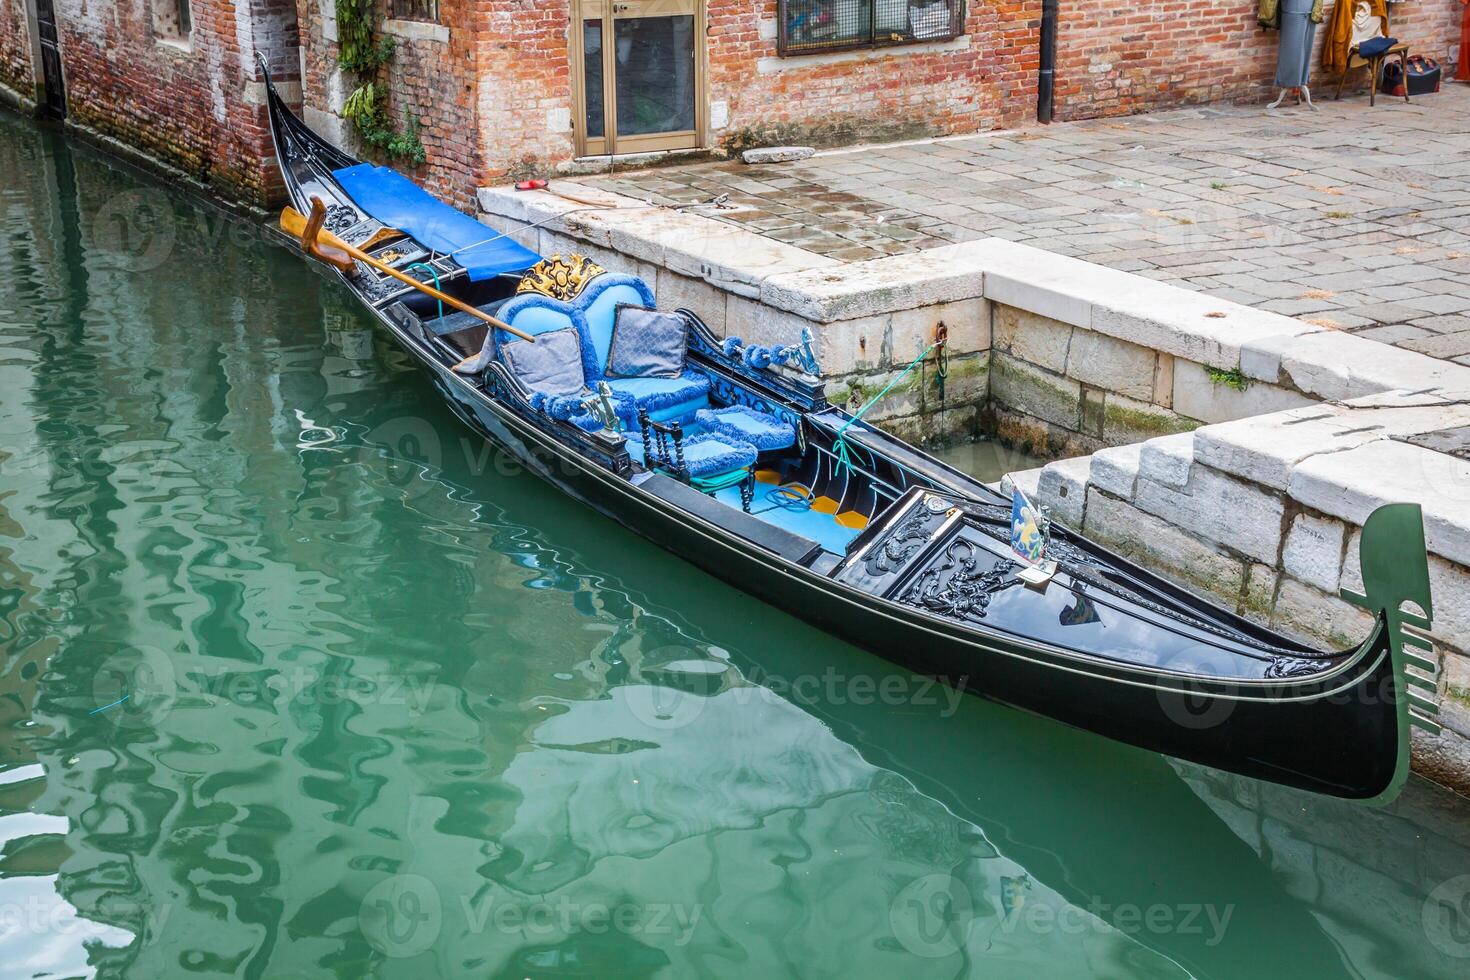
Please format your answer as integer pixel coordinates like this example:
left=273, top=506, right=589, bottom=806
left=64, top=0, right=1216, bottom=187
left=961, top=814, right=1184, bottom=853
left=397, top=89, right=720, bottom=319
left=1341, top=502, right=1438, bottom=805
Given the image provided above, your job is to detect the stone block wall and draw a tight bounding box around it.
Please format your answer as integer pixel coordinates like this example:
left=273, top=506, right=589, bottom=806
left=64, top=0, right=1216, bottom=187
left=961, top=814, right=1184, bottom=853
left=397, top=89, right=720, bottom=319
left=1056, top=0, right=1464, bottom=119
left=1023, top=395, right=1470, bottom=792
left=987, top=304, right=1317, bottom=458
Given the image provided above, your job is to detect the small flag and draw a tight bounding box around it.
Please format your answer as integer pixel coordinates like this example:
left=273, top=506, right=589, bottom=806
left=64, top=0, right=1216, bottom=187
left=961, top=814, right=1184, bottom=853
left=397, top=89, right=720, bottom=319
left=1010, top=487, right=1047, bottom=566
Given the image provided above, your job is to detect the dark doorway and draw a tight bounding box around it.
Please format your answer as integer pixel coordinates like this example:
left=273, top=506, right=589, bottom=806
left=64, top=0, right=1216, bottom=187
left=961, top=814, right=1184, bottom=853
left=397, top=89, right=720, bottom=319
left=34, top=0, right=66, bottom=118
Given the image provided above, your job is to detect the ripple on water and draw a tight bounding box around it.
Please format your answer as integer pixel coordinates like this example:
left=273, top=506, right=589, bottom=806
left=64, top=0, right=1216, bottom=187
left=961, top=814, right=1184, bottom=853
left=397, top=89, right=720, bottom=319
left=0, top=109, right=1468, bottom=980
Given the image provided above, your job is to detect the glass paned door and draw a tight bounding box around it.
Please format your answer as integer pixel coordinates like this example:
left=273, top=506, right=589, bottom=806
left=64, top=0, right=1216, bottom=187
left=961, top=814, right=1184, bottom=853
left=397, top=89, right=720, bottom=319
left=576, top=0, right=701, bottom=156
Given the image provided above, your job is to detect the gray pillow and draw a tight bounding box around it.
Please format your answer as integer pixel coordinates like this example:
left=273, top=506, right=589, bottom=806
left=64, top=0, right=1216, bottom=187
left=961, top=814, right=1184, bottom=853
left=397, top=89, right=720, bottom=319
left=500, top=328, right=587, bottom=396
left=606, top=305, right=688, bottom=378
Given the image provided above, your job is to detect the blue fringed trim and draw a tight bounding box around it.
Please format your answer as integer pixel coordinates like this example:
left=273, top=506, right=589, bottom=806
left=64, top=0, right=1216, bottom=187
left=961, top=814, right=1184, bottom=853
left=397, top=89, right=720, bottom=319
left=679, top=434, right=758, bottom=478
left=722, top=336, right=743, bottom=358
left=732, top=342, right=797, bottom=372
left=694, top=405, right=796, bottom=451
left=744, top=345, right=772, bottom=369
left=526, top=389, right=604, bottom=431
left=605, top=371, right=713, bottom=422
left=568, top=413, right=604, bottom=432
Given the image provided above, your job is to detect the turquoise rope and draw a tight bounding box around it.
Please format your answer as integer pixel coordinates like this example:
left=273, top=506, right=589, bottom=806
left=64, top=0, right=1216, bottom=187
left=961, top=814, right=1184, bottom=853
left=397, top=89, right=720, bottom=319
left=406, top=262, right=444, bottom=323
left=833, top=341, right=938, bottom=476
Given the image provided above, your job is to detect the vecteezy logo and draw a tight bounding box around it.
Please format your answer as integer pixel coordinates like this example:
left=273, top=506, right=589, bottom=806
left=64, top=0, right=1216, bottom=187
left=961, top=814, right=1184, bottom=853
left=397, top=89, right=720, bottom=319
left=364, top=416, right=444, bottom=495
left=90, top=643, right=177, bottom=730
left=90, top=189, right=178, bottom=273
left=1155, top=646, right=1236, bottom=732
left=359, top=874, right=442, bottom=958
left=889, top=873, right=975, bottom=959
left=1423, top=874, right=1470, bottom=959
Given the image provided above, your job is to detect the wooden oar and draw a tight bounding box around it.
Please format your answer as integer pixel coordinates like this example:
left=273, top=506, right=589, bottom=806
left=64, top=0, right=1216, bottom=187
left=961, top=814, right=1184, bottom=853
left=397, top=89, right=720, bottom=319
left=281, top=199, right=536, bottom=344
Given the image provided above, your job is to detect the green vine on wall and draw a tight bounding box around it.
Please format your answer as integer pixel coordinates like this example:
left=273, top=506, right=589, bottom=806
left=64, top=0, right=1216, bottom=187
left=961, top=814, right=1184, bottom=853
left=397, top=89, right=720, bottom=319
left=335, top=0, right=426, bottom=165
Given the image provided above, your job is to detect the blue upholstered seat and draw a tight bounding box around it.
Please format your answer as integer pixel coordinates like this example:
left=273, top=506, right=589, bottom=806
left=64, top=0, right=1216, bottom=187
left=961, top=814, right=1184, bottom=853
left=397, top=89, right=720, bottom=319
left=607, top=372, right=712, bottom=424
left=467, top=273, right=711, bottom=423
left=626, top=431, right=757, bottom=479
left=694, top=405, right=797, bottom=451
left=668, top=434, right=757, bottom=478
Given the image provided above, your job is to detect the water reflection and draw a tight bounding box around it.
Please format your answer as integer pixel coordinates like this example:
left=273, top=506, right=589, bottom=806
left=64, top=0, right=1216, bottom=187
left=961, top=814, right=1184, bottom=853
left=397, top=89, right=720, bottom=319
left=0, top=110, right=1468, bottom=979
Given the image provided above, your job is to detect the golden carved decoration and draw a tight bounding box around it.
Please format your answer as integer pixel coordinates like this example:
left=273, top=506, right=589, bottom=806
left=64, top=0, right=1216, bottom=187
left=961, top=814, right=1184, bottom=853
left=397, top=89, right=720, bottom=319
left=515, top=253, right=607, bottom=301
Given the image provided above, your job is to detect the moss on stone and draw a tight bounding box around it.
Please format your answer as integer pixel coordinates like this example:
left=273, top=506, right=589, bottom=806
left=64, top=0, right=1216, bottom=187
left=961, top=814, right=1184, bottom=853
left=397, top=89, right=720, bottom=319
left=1102, top=399, right=1197, bottom=439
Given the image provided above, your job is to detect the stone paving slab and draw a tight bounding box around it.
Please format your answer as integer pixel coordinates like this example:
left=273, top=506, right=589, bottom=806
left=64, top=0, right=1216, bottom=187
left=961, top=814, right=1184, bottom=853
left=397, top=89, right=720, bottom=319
left=588, top=87, right=1470, bottom=366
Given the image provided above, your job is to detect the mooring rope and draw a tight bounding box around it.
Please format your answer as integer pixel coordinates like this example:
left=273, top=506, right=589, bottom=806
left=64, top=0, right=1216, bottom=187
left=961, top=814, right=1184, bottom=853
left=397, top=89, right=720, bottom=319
left=405, top=262, right=444, bottom=323
left=833, top=340, right=940, bottom=476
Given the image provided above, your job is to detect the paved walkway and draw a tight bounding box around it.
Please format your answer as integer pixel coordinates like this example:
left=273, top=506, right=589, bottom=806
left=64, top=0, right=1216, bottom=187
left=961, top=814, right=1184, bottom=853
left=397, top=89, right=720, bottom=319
left=590, top=86, right=1470, bottom=365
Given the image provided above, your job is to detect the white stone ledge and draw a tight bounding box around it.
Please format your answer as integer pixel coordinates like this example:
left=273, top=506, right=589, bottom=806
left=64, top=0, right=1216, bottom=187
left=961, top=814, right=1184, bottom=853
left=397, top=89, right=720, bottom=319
left=1193, top=398, right=1470, bottom=491
left=761, top=243, right=988, bottom=322
left=477, top=183, right=834, bottom=297
left=382, top=19, right=450, bottom=44
left=1289, top=440, right=1470, bottom=568
left=1242, top=330, right=1470, bottom=401
left=756, top=35, right=970, bottom=75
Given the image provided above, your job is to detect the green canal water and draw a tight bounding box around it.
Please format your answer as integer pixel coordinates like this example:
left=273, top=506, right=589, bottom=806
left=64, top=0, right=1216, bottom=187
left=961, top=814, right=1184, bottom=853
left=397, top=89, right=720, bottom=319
left=2, top=111, right=1469, bottom=980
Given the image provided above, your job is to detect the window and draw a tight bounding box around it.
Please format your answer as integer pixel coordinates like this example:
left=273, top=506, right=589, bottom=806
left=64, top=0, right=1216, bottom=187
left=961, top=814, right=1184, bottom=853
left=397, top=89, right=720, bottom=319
left=778, top=0, right=964, bottom=57
left=389, top=0, right=440, bottom=22
left=153, top=0, right=192, bottom=45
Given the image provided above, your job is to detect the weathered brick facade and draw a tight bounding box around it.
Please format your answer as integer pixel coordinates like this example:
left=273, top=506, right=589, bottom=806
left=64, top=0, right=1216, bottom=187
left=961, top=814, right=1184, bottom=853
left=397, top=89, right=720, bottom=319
left=1056, top=0, right=1463, bottom=118
left=1, top=0, right=33, bottom=101
left=0, top=0, right=300, bottom=205
left=0, top=0, right=1462, bottom=205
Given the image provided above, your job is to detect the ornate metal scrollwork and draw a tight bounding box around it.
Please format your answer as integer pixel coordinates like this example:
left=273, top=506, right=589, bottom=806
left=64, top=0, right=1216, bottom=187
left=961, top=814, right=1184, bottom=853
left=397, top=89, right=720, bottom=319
left=323, top=204, right=359, bottom=236
left=902, top=538, right=1021, bottom=622
left=1264, top=656, right=1327, bottom=679
left=515, top=254, right=607, bottom=301
left=864, top=511, right=937, bottom=577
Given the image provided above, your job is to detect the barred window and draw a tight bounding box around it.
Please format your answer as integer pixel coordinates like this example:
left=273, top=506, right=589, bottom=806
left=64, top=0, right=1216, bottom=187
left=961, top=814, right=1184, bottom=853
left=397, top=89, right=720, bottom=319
left=778, top=0, right=964, bottom=56
left=389, top=0, right=439, bottom=22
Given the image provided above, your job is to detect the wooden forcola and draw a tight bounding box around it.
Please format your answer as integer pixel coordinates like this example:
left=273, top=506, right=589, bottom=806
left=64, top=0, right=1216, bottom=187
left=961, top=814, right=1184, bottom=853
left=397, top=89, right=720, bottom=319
left=280, top=198, right=536, bottom=343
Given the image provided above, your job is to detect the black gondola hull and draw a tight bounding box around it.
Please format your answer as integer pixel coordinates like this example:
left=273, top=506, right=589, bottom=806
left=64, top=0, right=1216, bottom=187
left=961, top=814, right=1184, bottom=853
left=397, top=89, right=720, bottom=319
left=261, top=66, right=1413, bottom=802
left=416, top=332, right=1400, bottom=799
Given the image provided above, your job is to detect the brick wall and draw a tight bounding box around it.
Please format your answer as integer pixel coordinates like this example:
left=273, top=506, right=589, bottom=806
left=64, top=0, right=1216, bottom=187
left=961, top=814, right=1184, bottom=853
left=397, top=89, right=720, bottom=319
left=1, top=0, right=33, bottom=99
left=1055, top=0, right=1463, bottom=119
left=1, top=0, right=299, bottom=205
left=705, top=0, right=1041, bottom=150
left=475, top=0, right=576, bottom=180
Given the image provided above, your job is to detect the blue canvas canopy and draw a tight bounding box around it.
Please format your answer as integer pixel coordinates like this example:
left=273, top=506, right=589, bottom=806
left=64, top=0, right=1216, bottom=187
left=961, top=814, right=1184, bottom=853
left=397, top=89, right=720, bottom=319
left=333, top=164, right=541, bottom=281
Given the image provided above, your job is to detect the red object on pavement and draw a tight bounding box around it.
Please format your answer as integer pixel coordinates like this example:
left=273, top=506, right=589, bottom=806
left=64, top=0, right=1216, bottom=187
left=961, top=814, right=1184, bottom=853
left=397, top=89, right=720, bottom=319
left=1459, top=0, right=1470, bottom=82
left=515, top=179, right=548, bottom=191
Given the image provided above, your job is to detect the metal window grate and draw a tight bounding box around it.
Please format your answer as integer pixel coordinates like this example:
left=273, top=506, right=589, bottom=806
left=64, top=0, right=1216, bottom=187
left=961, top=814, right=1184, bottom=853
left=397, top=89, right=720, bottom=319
left=389, top=0, right=439, bottom=22
left=778, top=0, right=964, bottom=56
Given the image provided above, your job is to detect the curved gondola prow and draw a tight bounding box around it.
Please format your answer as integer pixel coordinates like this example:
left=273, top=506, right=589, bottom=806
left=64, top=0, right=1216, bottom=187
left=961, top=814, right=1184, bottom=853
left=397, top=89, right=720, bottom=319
left=256, top=55, right=359, bottom=214
left=1341, top=503, right=1438, bottom=805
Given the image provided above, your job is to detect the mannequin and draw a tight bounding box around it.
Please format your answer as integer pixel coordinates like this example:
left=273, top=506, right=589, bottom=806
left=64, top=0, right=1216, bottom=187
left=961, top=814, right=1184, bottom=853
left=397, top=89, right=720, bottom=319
left=1268, top=0, right=1322, bottom=109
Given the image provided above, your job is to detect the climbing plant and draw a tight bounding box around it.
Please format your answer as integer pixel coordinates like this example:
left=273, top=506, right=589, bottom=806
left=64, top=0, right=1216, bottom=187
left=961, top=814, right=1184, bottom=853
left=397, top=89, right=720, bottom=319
left=335, top=0, right=426, bottom=165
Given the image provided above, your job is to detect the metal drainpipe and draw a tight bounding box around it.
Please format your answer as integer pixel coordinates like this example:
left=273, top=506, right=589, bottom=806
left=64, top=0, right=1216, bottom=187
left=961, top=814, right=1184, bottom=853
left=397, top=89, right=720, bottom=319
left=1038, top=0, right=1059, bottom=123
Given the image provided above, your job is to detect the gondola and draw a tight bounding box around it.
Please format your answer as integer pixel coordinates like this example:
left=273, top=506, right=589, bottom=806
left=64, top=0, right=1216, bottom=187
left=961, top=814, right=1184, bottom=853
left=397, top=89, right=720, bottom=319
left=260, top=64, right=1439, bottom=801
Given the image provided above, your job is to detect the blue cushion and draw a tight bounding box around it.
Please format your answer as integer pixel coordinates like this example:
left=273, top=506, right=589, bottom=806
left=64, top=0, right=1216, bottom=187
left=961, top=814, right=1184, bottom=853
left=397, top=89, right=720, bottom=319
left=583, top=281, right=655, bottom=376
left=695, top=405, right=797, bottom=451
left=671, top=434, right=757, bottom=478
left=607, top=371, right=711, bottom=423
left=500, top=329, right=586, bottom=397
left=607, top=305, right=688, bottom=378
left=332, top=164, right=540, bottom=281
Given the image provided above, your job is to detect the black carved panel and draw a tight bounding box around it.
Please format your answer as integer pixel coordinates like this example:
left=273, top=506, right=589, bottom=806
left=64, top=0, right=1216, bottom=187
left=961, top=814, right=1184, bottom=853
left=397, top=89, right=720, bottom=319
left=900, top=536, right=1021, bottom=624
